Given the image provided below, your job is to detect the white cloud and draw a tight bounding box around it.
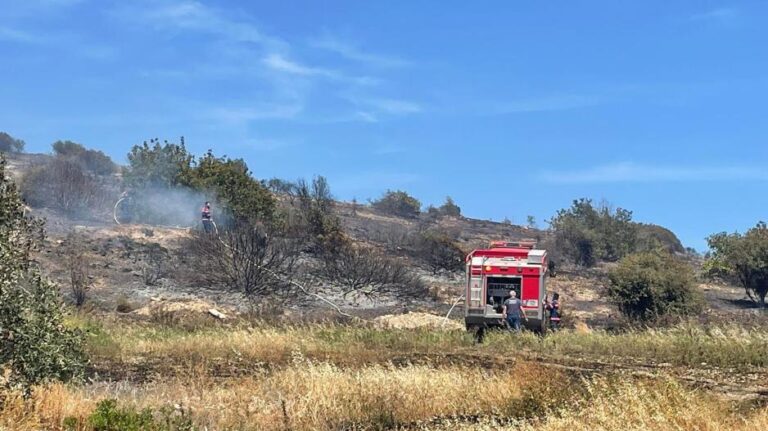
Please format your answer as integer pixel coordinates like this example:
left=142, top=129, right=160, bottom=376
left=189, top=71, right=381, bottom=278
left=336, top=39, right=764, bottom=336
left=343, top=96, right=423, bottom=116
left=309, top=35, right=409, bottom=68
left=206, top=104, right=303, bottom=123
left=262, top=53, right=335, bottom=77
left=262, top=53, right=379, bottom=86
left=539, top=162, right=768, bottom=184
left=138, top=0, right=285, bottom=49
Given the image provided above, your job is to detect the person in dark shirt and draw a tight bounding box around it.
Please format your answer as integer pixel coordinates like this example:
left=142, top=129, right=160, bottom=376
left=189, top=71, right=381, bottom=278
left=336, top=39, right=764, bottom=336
left=502, top=290, right=527, bottom=332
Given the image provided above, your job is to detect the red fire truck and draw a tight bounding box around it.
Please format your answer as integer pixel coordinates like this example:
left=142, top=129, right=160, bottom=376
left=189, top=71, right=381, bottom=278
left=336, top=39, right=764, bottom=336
left=464, top=241, right=549, bottom=333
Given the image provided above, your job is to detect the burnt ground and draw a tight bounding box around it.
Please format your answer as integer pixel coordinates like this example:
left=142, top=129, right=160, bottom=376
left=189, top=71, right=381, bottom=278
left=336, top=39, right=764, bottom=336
left=30, top=204, right=765, bottom=328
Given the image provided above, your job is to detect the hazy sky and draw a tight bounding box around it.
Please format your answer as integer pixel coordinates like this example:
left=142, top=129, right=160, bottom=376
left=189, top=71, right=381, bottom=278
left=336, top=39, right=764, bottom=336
left=2, top=0, right=767, bottom=250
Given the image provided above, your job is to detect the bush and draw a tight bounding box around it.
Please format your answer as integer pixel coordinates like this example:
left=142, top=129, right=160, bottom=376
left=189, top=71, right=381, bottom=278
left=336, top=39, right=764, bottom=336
left=0, top=157, right=86, bottom=394
left=292, top=176, right=345, bottom=254
left=76, top=399, right=194, bottom=431
left=413, top=231, right=465, bottom=274
left=137, top=243, right=169, bottom=286
left=52, top=140, right=116, bottom=175
left=63, top=234, right=92, bottom=307
left=21, top=157, right=112, bottom=217
left=607, top=251, right=703, bottom=321
left=438, top=196, right=461, bottom=217
left=321, top=244, right=427, bottom=300
left=371, top=190, right=421, bottom=219
left=0, top=131, right=25, bottom=153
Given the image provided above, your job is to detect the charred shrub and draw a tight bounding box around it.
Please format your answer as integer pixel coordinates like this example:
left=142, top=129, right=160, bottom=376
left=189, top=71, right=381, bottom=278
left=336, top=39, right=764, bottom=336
left=62, top=234, right=93, bottom=308
left=412, top=231, right=465, bottom=275
left=51, top=140, right=117, bottom=175
left=321, top=243, right=427, bottom=301
left=187, top=222, right=301, bottom=303
left=136, top=243, right=169, bottom=286
left=21, top=157, right=112, bottom=217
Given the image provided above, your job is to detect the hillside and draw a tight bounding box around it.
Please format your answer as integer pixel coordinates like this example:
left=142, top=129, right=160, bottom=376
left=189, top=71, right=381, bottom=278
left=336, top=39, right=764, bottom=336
left=2, top=150, right=752, bottom=328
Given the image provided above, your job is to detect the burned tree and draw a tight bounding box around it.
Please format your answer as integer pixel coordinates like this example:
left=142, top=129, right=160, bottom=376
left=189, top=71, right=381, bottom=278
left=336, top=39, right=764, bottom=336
left=189, top=222, right=301, bottom=303
left=413, top=232, right=465, bottom=275
left=62, top=233, right=92, bottom=307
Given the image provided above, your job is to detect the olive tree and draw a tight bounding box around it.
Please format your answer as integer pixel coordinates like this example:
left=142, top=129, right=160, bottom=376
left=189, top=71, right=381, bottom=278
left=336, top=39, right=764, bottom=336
left=0, top=157, right=85, bottom=394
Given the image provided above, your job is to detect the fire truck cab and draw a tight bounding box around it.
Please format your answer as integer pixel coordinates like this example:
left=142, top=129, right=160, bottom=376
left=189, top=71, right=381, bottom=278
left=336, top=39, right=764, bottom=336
left=464, top=241, right=548, bottom=333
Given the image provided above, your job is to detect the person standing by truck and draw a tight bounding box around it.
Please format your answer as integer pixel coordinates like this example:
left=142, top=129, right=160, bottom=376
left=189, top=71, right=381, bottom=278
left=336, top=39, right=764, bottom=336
left=502, top=290, right=527, bottom=332
left=545, top=293, right=562, bottom=331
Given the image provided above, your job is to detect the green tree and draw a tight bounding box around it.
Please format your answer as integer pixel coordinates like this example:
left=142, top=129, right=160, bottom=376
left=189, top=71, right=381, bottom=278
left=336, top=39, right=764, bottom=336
left=706, top=222, right=768, bottom=307
left=608, top=251, right=703, bottom=321
left=549, top=198, right=638, bottom=267
left=0, top=132, right=25, bottom=153
left=124, top=138, right=194, bottom=188
left=180, top=150, right=275, bottom=223
left=0, top=157, right=85, bottom=394
left=439, top=196, right=461, bottom=217
left=371, top=190, right=421, bottom=219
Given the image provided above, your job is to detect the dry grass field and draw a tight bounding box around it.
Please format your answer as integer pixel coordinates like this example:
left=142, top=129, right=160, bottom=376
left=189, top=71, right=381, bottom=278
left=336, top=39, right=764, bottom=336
left=2, top=314, right=767, bottom=430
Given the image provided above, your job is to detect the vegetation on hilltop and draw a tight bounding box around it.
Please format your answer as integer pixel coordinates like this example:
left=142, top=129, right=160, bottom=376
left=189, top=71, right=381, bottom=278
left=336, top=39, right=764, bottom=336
left=0, top=131, right=25, bottom=153
left=549, top=198, right=688, bottom=267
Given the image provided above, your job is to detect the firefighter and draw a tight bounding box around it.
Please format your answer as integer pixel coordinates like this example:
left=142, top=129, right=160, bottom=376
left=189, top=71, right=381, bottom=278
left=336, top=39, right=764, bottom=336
left=502, top=290, right=527, bottom=332
left=545, top=293, right=562, bottom=331
left=201, top=201, right=214, bottom=233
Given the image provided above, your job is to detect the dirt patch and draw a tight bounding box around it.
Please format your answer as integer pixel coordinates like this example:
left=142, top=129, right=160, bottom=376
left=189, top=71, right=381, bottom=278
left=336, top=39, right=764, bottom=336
left=132, top=297, right=231, bottom=317
left=374, top=312, right=463, bottom=331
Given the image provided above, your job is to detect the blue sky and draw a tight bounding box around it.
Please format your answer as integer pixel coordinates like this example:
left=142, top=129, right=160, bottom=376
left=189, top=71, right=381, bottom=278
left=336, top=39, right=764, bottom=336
left=2, top=0, right=767, bottom=250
